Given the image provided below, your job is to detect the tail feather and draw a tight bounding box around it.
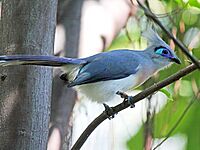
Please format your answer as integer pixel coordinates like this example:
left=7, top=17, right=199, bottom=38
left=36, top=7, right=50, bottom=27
left=0, top=55, right=87, bottom=67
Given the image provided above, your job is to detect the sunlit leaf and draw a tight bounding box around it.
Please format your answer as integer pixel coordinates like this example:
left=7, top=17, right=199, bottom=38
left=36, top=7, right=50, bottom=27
left=183, top=27, right=200, bottom=49
left=179, top=80, right=193, bottom=97
left=182, top=9, right=199, bottom=25
left=188, top=0, right=200, bottom=8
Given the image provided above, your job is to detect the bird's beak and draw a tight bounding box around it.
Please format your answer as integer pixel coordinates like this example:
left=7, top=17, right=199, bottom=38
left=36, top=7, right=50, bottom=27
left=171, top=57, right=181, bottom=64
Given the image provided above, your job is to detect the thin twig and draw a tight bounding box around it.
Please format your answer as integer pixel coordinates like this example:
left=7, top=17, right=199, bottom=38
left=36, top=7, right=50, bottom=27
left=145, top=3, right=187, bottom=18
left=71, top=63, right=198, bottom=150
left=125, top=26, right=133, bottom=43
left=136, top=0, right=200, bottom=69
left=153, top=96, right=196, bottom=150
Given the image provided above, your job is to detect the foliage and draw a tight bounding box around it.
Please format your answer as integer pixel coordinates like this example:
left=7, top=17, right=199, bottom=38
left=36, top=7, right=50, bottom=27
left=108, top=0, right=200, bottom=149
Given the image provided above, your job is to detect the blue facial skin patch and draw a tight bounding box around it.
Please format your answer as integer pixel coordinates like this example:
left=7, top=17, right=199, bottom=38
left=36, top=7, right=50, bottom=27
left=155, top=48, right=165, bottom=55
left=155, top=47, right=173, bottom=59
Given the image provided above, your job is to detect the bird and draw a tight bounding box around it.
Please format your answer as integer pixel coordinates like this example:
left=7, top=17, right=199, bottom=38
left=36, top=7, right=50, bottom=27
left=0, top=29, right=181, bottom=106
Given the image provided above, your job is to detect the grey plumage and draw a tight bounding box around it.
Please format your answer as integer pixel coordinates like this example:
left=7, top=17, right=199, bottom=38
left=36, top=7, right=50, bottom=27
left=0, top=29, right=181, bottom=102
left=68, top=50, right=140, bottom=87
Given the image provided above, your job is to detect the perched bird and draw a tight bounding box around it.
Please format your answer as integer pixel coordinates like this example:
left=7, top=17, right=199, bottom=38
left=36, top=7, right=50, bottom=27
left=0, top=29, right=180, bottom=104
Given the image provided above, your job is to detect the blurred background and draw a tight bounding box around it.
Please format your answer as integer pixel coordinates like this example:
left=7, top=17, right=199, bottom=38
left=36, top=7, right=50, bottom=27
left=53, top=0, right=200, bottom=149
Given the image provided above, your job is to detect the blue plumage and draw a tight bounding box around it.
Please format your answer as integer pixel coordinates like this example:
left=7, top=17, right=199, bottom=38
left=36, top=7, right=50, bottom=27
left=69, top=50, right=140, bottom=86
left=0, top=55, right=86, bottom=66
left=0, top=29, right=181, bottom=102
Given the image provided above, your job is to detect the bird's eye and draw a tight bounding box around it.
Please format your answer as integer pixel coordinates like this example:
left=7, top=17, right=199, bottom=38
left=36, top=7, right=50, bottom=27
left=155, top=47, right=172, bottom=57
left=162, top=49, right=168, bottom=55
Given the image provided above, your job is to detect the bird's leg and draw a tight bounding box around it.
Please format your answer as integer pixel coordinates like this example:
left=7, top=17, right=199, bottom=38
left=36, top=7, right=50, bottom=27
left=116, top=91, right=128, bottom=100
left=103, top=103, right=116, bottom=119
left=116, top=91, right=135, bottom=108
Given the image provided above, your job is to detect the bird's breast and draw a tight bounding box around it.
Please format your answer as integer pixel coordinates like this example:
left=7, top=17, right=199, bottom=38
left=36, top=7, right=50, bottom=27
left=76, top=74, right=142, bottom=103
left=136, top=66, right=156, bottom=86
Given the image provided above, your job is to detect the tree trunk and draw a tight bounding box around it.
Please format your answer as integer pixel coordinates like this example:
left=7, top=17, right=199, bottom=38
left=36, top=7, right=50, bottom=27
left=49, top=0, right=84, bottom=149
left=0, top=0, right=57, bottom=149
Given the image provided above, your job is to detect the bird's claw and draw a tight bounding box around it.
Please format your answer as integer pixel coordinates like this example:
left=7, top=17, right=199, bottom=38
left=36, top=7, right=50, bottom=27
left=116, top=91, right=135, bottom=108
left=103, top=103, right=116, bottom=119
left=116, top=91, right=129, bottom=99
left=127, top=96, right=135, bottom=108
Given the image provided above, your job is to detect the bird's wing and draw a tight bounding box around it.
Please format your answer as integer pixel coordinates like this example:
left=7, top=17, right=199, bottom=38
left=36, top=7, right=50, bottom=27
left=68, top=51, right=140, bottom=87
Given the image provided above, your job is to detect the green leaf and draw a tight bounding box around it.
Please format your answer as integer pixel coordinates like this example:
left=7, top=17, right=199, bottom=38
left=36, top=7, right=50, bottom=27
left=182, top=9, right=199, bottom=25
left=183, top=27, right=200, bottom=49
left=159, top=88, right=174, bottom=101
left=179, top=80, right=193, bottom=97
left=127, top=125, right=144, bottom=150
left=189, top=0, right=200, bottom=8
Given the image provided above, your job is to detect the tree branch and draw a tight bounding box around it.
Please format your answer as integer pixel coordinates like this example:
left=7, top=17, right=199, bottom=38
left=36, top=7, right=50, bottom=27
left=71, top=62, right=199, bottom=150
left=135, top=0, right=200, bottom=69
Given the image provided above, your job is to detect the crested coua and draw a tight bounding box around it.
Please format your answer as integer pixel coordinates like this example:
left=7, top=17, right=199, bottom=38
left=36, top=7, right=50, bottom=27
left=0, top=29, right=181, bottom=103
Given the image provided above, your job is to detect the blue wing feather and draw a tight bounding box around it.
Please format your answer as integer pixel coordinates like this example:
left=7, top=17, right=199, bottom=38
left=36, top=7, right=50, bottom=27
left=68, top=50, right=140, bottom=86
left=0, top=50, right=140, bottom=87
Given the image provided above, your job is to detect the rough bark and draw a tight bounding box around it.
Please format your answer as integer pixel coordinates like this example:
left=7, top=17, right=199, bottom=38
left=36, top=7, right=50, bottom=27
left=0, top=0, right=57, bottom=149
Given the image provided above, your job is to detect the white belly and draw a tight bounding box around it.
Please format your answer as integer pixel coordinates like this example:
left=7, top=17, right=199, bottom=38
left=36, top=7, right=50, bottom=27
left=76, top=74, right=141, bottom=103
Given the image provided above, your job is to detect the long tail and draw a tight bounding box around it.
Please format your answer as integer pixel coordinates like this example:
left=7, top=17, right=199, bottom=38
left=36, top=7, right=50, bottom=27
left=0, top=55, right=86, bottom=67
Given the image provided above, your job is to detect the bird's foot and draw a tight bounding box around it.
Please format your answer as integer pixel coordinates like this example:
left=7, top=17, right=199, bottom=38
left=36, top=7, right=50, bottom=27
left=103, top=103, right=116, bottom=120
left=127, top=96, right=135, bottom=108
left=116, top=91, right=129, bottom=100
left=116, top=91, right=135, bottom=108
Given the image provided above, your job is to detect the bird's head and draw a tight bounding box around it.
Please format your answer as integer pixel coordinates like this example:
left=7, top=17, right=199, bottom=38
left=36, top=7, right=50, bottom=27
left=143, top=28, right=181, bottom=69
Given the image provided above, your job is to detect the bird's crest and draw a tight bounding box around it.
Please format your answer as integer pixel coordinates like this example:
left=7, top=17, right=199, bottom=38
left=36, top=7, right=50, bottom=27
left=142, top=28, right=166, bottom=47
